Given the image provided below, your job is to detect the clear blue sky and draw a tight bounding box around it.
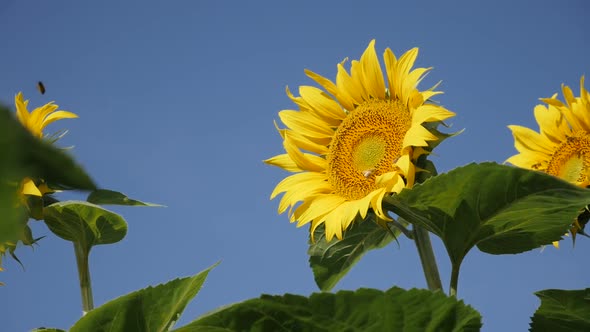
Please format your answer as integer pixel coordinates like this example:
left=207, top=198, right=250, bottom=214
left=1, top=1, right=588, bottom=331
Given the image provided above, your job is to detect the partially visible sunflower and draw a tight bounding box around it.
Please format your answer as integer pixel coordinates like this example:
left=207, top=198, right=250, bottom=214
left=14, top=92, right=77, bottom=197
left=265, top=40, right=455, bottom=241
left=15, top=92, right=77, bottom=138
left=507, top=76, right=590, bottom=245
left=1, top=92, right=77, bottom=275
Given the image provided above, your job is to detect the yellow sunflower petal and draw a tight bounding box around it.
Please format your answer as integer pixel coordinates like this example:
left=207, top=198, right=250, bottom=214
left=412, top=104, right=456, bottom=125
left=323, top=207, right=344, bottom=241
left=505, top=152, right=544, bottom=169
left=14, top=93, right=30, bottom=126
left=350, top=60, right=369, bottom=101
left=278, top=110, right=334, bottom=138
left=264, top=154, right=302, bottom=173
left=271, top=172, right=326, bottom=199
left=336, top=62, right=364, bottom=105
left=402, top=67, right=430, bottom=106
left=360, top=39, right=385, bottom=99
left=421, top=90, right=443, bottom=101
left=508, top=125, right=556, bottom=155
left=298, top=194, right=346, bottom=225
left=370, top=189, right=390, bottom=220
left=284, top=133, right=326, bottom=172
left=305, top=69, right=355, bottom=111
left=533, top=104, right=568, bottom=143
left=403, top=124, right=438, bottom=147
left=396, top=48, right=419, bottom=102
left=299, top=86, right=346, bottom=124
left=42, top=110, right=78, bottom=128
left=383, top=48, right=398, bottom=97
left=29, top=103, right=59, bottom=131
left=21, top=178, right=42, bottom=196
left=278, top=182, right=331, bottom=215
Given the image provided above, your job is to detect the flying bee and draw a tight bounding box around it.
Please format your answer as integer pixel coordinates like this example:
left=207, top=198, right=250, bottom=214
left=37, top=81, right=46, bottom=95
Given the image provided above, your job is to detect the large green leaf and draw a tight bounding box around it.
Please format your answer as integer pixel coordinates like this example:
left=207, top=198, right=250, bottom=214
left=70, top=263, right=217, bottom=332
left=43, top=201, right=127, bottom=252
left=308, top=215, right=400, bottom=291
left=0, top=105, right=94, bottom=191
left=383, top=162, right=590, bottom=266
left=87, top=189, right=163, bottom=207
left=0, top=106, right=95, bottom=243
left=174, top=287, right=482, bottom=332
left=529, top=288, right=590, bottom=332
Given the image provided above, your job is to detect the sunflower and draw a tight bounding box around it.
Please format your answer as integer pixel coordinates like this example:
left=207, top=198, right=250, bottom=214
left=1, top=92, right=77, bottom=277
left=507, top=76, right=590, bottom=244
left=265, top=40, right=455, bottom=241
left=14, top=92, right=77, bottom=196
left=15, top=92, right=77, bottom=139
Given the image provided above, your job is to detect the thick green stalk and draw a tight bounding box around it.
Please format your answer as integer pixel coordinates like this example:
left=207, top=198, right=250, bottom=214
left=412, top=225, right=443, bottom=291
left=74, top=242, right=94, bottom=314
left=449, top=263, right=460, bottom=297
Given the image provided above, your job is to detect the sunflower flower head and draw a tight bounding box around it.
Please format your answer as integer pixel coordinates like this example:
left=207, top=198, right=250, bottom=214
left=507, top=76, right=590, bottom=244
left=265, top=40, right=455, bottom=241
left=15, top=92, right=77, bottom=139
left=14, top=92, right=77, bottom=198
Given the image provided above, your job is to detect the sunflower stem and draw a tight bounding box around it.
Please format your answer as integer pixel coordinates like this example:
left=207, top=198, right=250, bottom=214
left=412, top=226, right=443, bottom=291
left=450, top=263, right=460, bottom=297
left=388, top=218, right=413, bottom=239
left=74, top=242, right=94, bottom=315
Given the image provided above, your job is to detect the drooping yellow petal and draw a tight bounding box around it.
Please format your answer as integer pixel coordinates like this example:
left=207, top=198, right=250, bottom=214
left=412, top=104, right=456, bottom=125
left=278, top=110, right=333, bottom=138
left=21, top=178, right=42, bottom=196
left=403, top=124, right=438, bottom=147
left=264, top=154, right=302, bottom=173
left=297, top=194, right=346, bottom=225
left=42, top=110, right=78, bottom=128
left=284, top=133, right=326, bottom=172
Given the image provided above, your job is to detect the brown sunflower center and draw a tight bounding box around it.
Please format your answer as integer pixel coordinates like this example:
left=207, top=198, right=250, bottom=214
left=546, top=131, right=590, bottom=186
left=326, top=99, right=411, bottom=200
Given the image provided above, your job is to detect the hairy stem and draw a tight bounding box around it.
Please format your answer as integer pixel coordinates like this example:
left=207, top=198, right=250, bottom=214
left=450, top=263, right=460, bottom=297
left=413, top=226, right=443, bottom=291
left=74, top=242, right=94, bottom=314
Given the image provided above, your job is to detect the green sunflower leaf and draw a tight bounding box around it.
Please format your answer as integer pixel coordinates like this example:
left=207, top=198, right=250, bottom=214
left=173, top=287, right=482, bottom=332
left=0, top=105, right=95, bottom=243
left=529, top=288, right=590, bottom=332
left=70, top=263, right=217, bottom=332
left=308, top=215, right=400, bottom=291
left=43, top=201, right=127, bottom=253
left=87, top=189, right=163, bottom=207
left=383, top=162, right=590, bottom=267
